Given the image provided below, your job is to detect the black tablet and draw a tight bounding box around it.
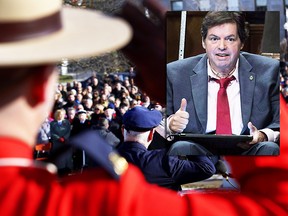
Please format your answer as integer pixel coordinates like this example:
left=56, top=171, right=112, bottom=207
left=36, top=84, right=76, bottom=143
left=169, top=133, right=253, bottom=155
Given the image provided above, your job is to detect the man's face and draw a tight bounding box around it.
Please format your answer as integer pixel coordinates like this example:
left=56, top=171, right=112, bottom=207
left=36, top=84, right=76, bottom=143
left=120, top=106, right=128, bottom=115
left=68, top=110, right=75, bottom=119
left=57, top=111, right=65, bottom=121
left=202, top=23, right=244, bottom=74
left=77, top=94, right=82, bottom=101
left=79, top=113, right=87, bottom=122
left=68, top=94, right=75, bottom=102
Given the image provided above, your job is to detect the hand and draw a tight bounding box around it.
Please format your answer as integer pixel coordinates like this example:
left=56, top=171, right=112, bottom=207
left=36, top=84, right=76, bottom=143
left=248, top=122, right=267, bottom=144
left=169, top=98, right=189, bottom=133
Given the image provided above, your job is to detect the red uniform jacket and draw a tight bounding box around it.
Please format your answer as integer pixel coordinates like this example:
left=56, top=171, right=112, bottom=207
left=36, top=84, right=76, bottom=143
left=0, top=137, right=188, bottom=216
left=0, top=96, right=287, bottom=215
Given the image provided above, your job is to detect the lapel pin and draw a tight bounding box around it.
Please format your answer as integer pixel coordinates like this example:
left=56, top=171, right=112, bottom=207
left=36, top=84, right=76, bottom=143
left=249, top=75, right=254, bottom=81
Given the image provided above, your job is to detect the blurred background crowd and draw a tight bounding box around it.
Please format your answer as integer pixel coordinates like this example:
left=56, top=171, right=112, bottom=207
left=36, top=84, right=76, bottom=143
left=35, top=69, right=165, bottom=175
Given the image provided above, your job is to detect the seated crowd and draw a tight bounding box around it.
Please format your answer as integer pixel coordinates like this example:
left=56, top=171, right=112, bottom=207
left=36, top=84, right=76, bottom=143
left=35, top=72, right=164, bottom=175
left=35, top=74, right=217, bottom=191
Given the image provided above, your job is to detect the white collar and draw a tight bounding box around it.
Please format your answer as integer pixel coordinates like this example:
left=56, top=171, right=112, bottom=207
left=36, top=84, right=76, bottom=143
left=0, top=158, right=57, bottom=174
left=207, top=59, right=239, bottom=81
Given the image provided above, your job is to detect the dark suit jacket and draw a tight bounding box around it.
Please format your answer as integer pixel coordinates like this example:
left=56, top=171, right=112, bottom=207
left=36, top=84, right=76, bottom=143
left=71, top=118, right=91, bottom=136
left=50, top=119, right=72, bottom=170
left=93, top=127, right=120, bottom=147
left=167, top=52, right=280, bottom=135
left=117, top=141, right=216, bottom=190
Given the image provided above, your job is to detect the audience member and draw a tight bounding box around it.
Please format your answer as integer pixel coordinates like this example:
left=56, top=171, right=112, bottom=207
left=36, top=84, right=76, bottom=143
left=83, top=98, right=94, bottom=115
left=67, top=107, right=76, bottom=125
left=58, top=83, right=68, bottom=101
left=107, top=94, right=116, bottom=109
left=114, top=97, right=122, bottom=109
left=35, top=117, right=52, bottom=159
left=71, top=110, right=91, bottom=136
left=92, top=90, right=101, bottom=104
left=75, top=93, right=83, bottom=105
left=75, top=103, right=85, bottom=112
left=112, top=81, right=125, bottom=99
left=117, top=106, right=216, bottom=191
left=90, top=76, right=101, bottom=92
left=93, top=117, right=120, bottom=147
left=90, top=104, right=106, bottom=126
left=63, top=93, right=77, bottom=112
left=66, top=82, right=73, bottom=92
left=130, top=85, right=141, bottom=100
left=123, top=77, right=132, bottom=92
left=50, top=109, right=72, bottom=175
left=37, top=117, right=51, bottom=145
left=142, top=95, right=151, bottom=108
left=52, top=91, right=64, bottom=114
left=99, top=93, right=109, bottom=108
left=104, top=107, right=122, bottom=140
left=71, top=110, right=91, bottom=171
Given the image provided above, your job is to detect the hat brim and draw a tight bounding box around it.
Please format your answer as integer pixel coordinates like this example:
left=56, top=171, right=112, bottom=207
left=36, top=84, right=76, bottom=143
left=0, top=7, right=132, bottom=66
left=77, top=110, right=87, bottom=115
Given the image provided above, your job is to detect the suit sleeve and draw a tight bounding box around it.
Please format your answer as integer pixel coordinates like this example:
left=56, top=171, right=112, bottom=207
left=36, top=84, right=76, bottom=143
left=166, top=62, right=175, bottom=117
left=165, top=155, right=216, bottom=185
left=267, top=60, right=280, bottom=131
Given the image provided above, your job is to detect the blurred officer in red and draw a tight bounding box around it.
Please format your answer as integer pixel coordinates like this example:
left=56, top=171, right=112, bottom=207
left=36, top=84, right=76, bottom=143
left=0, top=1, right=287, bottom=216
left=0, top=1, right=189, bottom=215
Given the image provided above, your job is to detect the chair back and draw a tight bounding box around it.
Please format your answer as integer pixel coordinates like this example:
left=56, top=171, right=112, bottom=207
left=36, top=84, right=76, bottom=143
left=34, top=143, right=52, bottom=161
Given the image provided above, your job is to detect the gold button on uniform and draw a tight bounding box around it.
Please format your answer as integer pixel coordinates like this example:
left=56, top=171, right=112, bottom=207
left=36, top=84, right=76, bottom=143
left=108, top=152, right=128, bottom=176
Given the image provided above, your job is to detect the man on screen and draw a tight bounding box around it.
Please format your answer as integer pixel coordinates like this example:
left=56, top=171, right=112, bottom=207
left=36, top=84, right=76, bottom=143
left=167, top=11, right=280, bottom=155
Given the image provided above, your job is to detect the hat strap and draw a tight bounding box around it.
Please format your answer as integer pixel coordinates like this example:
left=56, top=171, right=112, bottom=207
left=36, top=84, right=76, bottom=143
left=0, top=11, right=62, bottom=43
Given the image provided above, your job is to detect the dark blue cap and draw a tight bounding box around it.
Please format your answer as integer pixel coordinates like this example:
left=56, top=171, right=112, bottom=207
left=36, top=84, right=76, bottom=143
left=123, top=106, right=162, bottom=132
left=107, top=102, right=115, bottom=109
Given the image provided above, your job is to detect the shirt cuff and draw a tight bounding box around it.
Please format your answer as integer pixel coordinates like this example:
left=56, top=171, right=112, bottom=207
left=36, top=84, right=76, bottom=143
left=155, top=121, right=166, bottom=138
left=259, top=128, right=279, bottom=143
left=165, top=115, right=180, bottom=141
left=166, top=115, right=174, bottom=135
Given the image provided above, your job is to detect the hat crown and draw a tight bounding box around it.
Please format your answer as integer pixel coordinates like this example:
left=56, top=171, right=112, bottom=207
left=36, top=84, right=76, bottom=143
left=0, top=0, right=61, bottom=21
left=0, top=0, right=131, bottom=66
left=123, top=106, right=162, bottom=132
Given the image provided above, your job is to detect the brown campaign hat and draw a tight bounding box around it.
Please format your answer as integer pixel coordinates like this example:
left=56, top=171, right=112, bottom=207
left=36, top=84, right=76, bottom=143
left=0, top=0, right=132, bottom=66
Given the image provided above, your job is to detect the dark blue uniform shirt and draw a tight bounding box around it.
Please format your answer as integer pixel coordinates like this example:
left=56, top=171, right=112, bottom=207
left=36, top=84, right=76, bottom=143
left=117, top=141, right=216, bottom=190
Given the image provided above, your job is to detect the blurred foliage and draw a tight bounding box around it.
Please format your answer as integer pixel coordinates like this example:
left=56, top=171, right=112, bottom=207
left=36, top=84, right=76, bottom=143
left=59, top=74, right=74, bottom=83
left=61, top=0, right=139, bottom=74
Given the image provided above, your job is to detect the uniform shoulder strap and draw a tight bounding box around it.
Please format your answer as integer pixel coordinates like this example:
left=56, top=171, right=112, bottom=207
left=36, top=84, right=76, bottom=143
left=68, top=131, right=128, bottom=180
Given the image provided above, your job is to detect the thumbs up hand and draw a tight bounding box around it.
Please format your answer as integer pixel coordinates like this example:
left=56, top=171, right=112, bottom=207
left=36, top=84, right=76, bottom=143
left=169, top=98, right=189, bottom=133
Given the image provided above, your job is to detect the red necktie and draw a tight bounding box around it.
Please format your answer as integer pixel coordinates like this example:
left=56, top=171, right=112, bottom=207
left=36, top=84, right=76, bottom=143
left=214, top=76, right=235, bottom=134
